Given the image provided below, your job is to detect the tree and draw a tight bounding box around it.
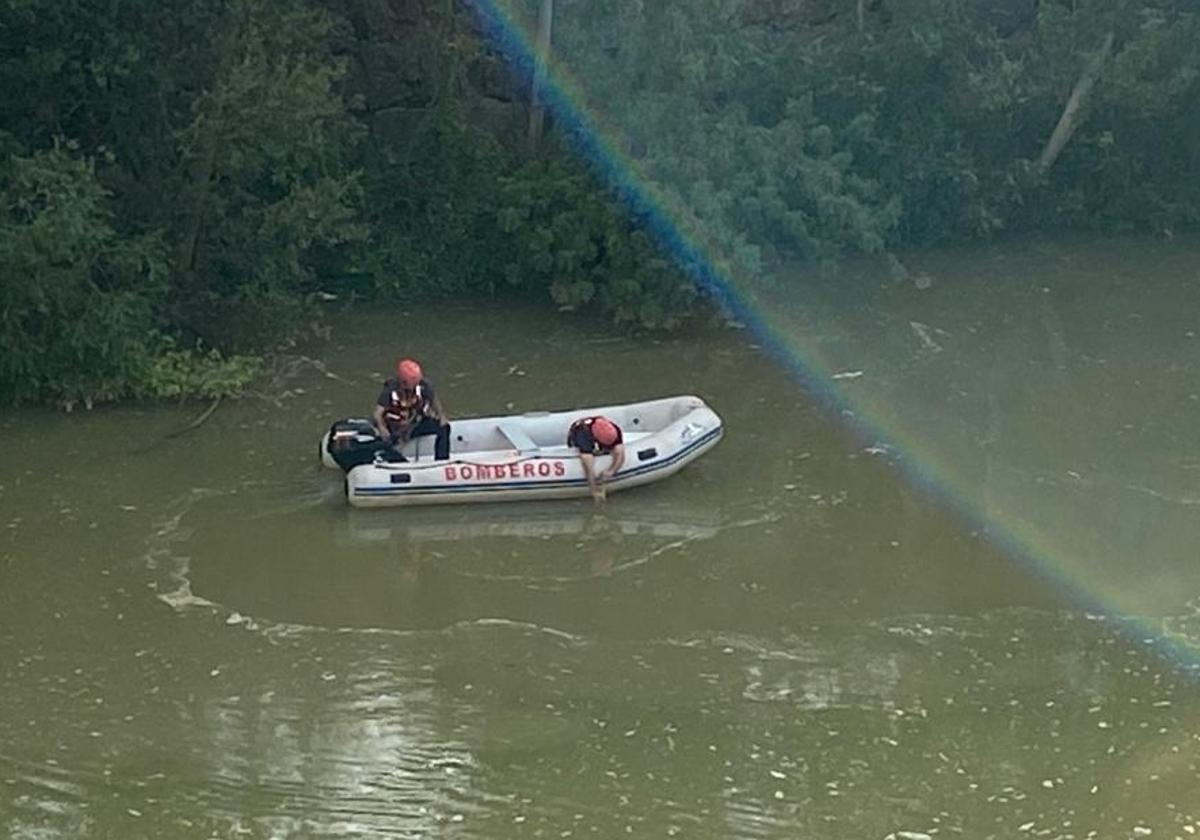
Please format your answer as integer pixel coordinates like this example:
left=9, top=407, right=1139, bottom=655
left=164, top=0, right=366, bottom=348
left=0, top=0, right=364, bottom=402
left=0, top=144, right=166, bottom=405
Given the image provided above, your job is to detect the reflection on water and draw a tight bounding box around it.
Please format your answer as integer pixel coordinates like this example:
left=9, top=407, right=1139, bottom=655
left=5, top=240, right=1200, bottom=837
left=341, top=502, right=726, bottom=545
left=158, top=486, right=784, bottom=632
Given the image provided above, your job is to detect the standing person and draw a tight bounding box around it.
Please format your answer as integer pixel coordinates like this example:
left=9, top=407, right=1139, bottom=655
left=567, top=415, right=625, bottom=502
left=373, top=358, right=451, bottom=460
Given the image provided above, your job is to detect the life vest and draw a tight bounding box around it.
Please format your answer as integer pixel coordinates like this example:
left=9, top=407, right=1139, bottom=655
left=383, top=383, right=427, bottom=426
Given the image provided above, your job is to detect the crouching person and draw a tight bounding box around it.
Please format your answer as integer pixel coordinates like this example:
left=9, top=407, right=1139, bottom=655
left=373, top=357, right=451, bottom=460
left=567, top=415, right=625, bottom=503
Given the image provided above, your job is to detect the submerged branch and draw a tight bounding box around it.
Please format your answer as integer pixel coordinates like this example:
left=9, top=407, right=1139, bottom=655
left=166, top=396, right=222, bottom=439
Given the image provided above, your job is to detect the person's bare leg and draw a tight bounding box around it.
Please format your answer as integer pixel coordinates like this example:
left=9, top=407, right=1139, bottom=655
left=579, top=453, right=603, bottom=503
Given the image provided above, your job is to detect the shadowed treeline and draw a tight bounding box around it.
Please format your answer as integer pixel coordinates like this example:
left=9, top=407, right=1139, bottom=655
left=1, top=0, right=1196, bottom=405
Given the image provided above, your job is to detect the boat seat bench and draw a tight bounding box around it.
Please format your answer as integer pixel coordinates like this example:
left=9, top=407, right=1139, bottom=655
left=497, top=422, right=539, bottom=453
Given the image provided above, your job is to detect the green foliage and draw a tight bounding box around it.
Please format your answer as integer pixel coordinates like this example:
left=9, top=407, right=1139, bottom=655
left=0, top=144, right=162, bottom=405
left=548, top=0, right=904, bottom=265
left=572, top=2, right=893, bottom=263
left=0, top=0, right=362, bottom=404
left=164, top=0, right=367, bottom=349
left=493, top=157, right=696, bottom=329
left=139, top=343, right=262, bottom=401
left=543, top=0, right=1200, bottom=259
left=359, top=105, right=512, bottom=298
left=1033, top=3, right=1200, bottom=230
left=0, top=144, right=259, bottom=405
left=1, top=0, right=1198, bottom=404
left=360, top=98, right=697, bottom=329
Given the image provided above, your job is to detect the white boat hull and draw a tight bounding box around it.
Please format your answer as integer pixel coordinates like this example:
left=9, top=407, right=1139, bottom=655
left=320, top=395, right=723, bottom=508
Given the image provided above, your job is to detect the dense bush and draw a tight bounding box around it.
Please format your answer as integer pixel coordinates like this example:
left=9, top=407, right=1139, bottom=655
left=0, top=0, right=362, bottom=404
left=359, top=103, right=696, bottom=327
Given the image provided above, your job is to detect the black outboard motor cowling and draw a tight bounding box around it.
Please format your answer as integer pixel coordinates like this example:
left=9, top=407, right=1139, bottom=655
left=325, top=418, right=386, bottom=471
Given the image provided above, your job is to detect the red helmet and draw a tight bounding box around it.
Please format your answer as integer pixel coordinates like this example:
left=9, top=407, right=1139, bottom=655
left=396, top=358, right=423, bottom=387
left=591, top=417, right=619, bottom=446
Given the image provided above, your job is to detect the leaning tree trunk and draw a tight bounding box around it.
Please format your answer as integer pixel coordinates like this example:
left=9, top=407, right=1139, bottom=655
left=1036, top=32, right=1115, bottom=175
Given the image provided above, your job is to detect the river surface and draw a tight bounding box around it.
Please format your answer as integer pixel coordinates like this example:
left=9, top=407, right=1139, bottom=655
left=2, top=236, right=1200, bottom=838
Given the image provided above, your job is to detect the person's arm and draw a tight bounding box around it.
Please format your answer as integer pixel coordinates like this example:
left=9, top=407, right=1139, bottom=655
left=373, top=404, right=389, bottom=440
left=599, top=444, right=625, bottom=482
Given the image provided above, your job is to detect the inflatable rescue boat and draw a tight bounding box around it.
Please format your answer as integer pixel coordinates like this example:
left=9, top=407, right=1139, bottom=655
left=319, top=395, right=723, bottom=508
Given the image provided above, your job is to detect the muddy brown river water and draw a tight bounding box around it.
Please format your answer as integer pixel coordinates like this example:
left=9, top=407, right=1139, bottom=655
left=3, top=236, right=1200, bottom=838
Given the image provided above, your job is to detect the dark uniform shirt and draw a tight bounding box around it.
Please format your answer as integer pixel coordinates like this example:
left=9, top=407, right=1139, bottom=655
left=567, top=417, right=624, bottom=454
left=376, top=377, right=436, bottom=434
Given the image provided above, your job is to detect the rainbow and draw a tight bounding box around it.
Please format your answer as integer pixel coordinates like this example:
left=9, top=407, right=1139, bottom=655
left=462, top=0, right=1200, bottom=668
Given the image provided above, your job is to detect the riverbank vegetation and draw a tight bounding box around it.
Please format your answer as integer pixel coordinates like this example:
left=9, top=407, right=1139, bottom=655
left=2, top=0, right=1196, bottom=404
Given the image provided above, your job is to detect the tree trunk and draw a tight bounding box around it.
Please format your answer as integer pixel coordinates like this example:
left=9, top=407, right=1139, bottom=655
left=526, top=0, right=554, bottom=153
left=179, top=12, right=238, bottom=275
left=1036, top=32, right=1114, bottom=175
left=180, top=132, right=218, bottom=273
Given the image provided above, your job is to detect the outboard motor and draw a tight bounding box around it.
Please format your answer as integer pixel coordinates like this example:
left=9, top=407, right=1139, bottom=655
left=323, top=418, right=386, bottom=471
